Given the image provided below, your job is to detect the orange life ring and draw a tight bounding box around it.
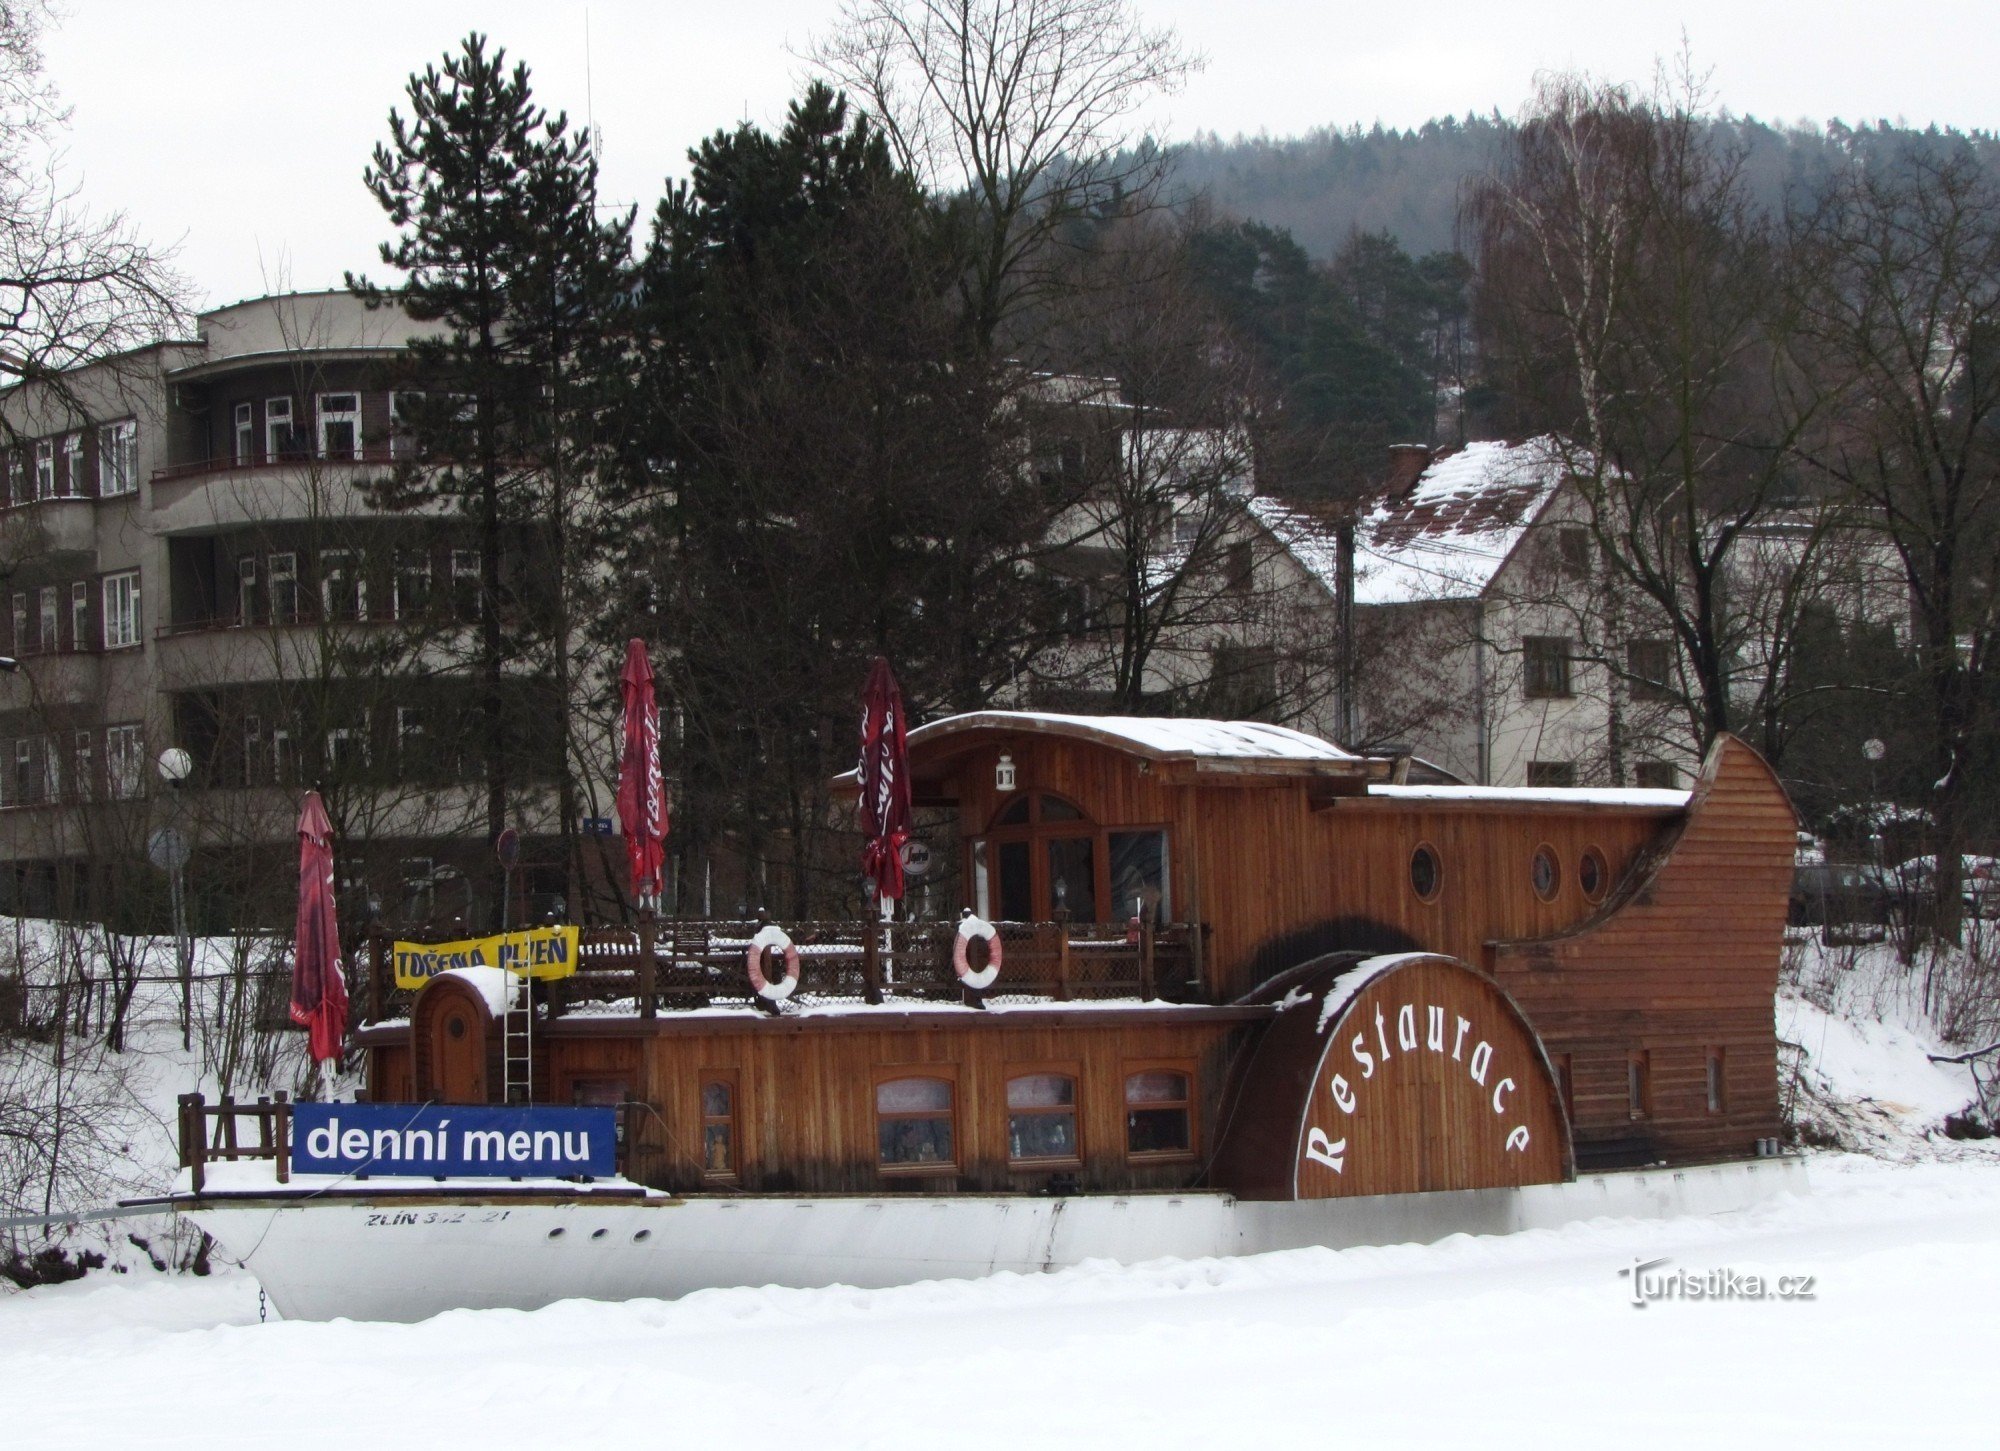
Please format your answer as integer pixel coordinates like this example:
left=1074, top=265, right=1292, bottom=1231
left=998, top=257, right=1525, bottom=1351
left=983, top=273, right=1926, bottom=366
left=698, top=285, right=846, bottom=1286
left=747, top=924, right=801, bottom=1001
left=953, top=914, right=1002, bottom=991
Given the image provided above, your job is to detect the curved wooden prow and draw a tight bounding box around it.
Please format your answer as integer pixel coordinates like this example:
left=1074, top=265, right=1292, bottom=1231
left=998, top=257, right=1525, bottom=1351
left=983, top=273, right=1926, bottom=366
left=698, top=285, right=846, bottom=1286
left=1487, top=733, right=1797, bottom=1165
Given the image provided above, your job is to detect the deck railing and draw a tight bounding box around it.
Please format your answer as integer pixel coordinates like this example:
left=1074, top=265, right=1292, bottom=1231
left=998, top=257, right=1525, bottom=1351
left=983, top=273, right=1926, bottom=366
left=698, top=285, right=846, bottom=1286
left=177, top=1091, right=291, bottom=1195
left=362, top=916, right=1203, bottom=1024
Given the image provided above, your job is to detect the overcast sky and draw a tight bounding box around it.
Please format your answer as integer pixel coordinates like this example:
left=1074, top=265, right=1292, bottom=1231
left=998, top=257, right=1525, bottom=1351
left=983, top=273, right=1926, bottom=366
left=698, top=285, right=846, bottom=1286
left=38, top=1, right=2000, bottom=310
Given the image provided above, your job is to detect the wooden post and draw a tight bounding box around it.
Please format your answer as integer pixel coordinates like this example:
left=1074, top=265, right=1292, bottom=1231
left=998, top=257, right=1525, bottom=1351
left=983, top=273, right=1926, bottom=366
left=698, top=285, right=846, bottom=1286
left=1139, top=919, right=1156, bottom=1002
left=1053, top=910, right=1072, bottom=1002
left=637, top=909, right=658, bottom=1020
left=219, top=1093, right=238, bottom=1157
left=862, top=921, right=883, bottom=1005
left=368, top=928, right=386, bottom=1024
left=274, top=1090, right=290, bottom=1184
left=179, top=1092, right=206, bottom=1196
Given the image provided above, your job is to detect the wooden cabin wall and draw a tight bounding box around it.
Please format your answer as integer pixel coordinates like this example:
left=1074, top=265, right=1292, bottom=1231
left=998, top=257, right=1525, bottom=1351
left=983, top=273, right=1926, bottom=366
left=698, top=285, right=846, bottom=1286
left=1487, top=736, right=1793, bottom=1166
left=945, top=737, right=1674, bottom=1000
left=544, top=1018, right=1245, bottom=1195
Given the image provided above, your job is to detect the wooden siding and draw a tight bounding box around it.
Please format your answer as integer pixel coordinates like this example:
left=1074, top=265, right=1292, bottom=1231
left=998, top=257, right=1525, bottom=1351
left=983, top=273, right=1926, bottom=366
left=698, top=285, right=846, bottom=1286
left=939, top=734, right=1676, bottom=999
left=543, top=1015, right=1248, bottom=1195
left=1486, top=735, right=1794, bottom=1164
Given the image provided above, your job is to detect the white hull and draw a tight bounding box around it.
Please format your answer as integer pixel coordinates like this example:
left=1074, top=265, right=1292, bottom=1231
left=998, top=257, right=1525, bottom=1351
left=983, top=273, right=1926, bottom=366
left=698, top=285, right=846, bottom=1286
left=186, top=1158, right=1808, bottom=1323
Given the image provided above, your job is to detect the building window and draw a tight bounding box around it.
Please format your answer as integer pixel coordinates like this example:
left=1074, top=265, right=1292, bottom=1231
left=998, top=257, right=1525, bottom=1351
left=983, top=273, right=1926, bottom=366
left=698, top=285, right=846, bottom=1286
left=59, top=433, right=82, bottom=497
left=8, top=593, right=23, bottom=653
left=234, top=402, right=256, bottom=464
left=1706, top=1047, right=1726, bottom=1115
left=1627, top=1050, right=1651, bottom=1120
left=1209, top=644, right=1278, bottom=721
left=1627, top=638, right=1673, bottom=702
left=316, top=392, right=361, bottom=460
left=395, top=707, right=427, bottom=777
left=101, top=571, right=141, bottom=649
left=265, top=396, right=296, bottom=460
left=875, top=1076, right=956, bottom=1170
left=268, top=552, right=299, bottom=624
left=326, top=718, right=370, bottom=776
left=1125, top=1067, right=1193, bottom=1157
left=97, top=420, right=137, bottom=496
left=1522, top=637, right=1573, bottom=698
left=69, top=582, right=88, bottom=651
left=1634, top=761, right=1678, bottom=790
left=271, top=725, right=296, bottom=786
left=394, top=549, right=431, bottom=618
left=34, top=438, right=54, bottom=498
left=39, top=733, right=58, bottom=801
left=237, top=556, right=258, bottom=625
left=320, top=548, right=366, bottom=621
left=1578, top=845, right=1608, bottom=902
left=1556, top=527, right=1591, bottom=578
left=701, top=1077, right=737, bottom=1179
left=1531, top=844, right=1560, bottom=901
left=1526, top=761, right=1577, bottom=788
left=241, top=714, right=263, bottom=787
left=71, top=731, right=92, bottom=802
left=1225, top=539, right=1255, bottom=594
left=449, top=549, right=481, bottom=620
left=1410, top=842, right=1442, bottom=902
left=105, top=724, right=144, bottom=800
left=388, top=390, right=424, bottom=460
left=38, top=586, right=57, bottom=651
left=11, top=739, right=31, bottom=805
left=1006, top=1072, right=1080, bottom=1165
left=4, top=455, right=19, bottom=506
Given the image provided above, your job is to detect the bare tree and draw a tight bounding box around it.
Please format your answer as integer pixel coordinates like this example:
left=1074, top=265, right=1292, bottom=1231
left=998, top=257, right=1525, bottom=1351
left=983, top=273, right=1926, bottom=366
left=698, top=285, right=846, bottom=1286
left=0, top=1, right=188, bottom=412
left=810, top=0, right=1198, bottom=350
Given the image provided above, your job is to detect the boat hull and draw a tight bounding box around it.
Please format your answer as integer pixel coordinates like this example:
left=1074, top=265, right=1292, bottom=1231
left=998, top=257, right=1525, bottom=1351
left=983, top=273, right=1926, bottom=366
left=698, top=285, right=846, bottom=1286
left=185, top=1157, right=1807, bottom=1323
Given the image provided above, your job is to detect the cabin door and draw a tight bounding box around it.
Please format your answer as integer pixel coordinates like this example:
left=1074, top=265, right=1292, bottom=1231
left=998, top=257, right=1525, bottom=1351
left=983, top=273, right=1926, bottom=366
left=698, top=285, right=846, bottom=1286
left=430, top=997, right=488, bottom=1103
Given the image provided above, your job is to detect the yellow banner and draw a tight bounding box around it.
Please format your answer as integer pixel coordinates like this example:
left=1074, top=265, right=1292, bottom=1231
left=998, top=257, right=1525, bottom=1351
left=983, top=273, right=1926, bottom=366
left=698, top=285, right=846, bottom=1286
left=392, top=925, right=581, bottom=990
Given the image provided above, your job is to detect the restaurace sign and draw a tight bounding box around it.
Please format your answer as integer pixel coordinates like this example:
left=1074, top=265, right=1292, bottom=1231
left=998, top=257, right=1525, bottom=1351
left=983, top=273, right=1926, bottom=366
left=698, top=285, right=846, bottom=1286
left=1291, top=958, right=1563, bottom=1197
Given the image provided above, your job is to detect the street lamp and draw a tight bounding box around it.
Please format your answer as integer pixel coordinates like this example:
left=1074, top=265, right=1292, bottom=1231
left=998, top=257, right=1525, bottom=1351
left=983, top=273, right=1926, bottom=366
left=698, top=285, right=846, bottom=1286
left=153, top=747, right=195, bottom=1049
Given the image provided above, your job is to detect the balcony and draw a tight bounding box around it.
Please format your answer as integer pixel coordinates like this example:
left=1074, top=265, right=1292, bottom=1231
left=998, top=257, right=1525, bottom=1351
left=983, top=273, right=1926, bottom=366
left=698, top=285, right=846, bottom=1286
left=0, top=497, right=99, bottom=555
left=7, top=647, right=103, bottom=707
left=147, top=446, right=426, bottom=535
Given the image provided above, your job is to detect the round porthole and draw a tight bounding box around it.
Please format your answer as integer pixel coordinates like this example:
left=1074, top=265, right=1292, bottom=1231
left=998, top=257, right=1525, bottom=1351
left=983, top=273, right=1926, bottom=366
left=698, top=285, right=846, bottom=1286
left=1531, top=845, right=1560, bottom=902
left=632, top=1229, right=652, bottom=1243
left=1579, top=846, right=1608, bottom=902
left=547, top=1227, right=566, bottom=1240
left=446, top=1016, right=466, bottom=1041
left=1409, top=843, right=1442, bottom=902
left=590, top=1228, right=608, bottom=1240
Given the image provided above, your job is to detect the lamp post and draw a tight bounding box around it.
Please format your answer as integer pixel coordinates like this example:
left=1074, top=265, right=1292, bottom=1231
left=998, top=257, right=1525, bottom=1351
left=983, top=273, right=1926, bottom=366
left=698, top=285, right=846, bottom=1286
left=153, top=747, right=194, bottom=1050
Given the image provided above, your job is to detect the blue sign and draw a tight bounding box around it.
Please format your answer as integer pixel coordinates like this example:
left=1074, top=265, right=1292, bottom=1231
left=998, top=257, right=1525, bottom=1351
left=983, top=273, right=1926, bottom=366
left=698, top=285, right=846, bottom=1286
left=292, top=1102, right=618, bottom=1179
left=583, top=816, right=614, bottom=837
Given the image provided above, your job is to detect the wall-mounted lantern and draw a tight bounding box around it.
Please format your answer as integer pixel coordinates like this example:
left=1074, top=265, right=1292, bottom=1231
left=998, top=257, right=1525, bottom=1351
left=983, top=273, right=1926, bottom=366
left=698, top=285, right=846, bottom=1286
left=995, top=753, right=1017, bottom=792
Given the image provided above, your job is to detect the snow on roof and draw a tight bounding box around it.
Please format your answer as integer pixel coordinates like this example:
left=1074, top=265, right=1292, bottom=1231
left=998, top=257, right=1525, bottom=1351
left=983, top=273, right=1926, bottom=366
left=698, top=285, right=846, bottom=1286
left=1369, top=783, right=1690, bottom=809
left=907, top=711, right=1361, bottom=763
left=1252, top=437, right=1573, bottom=606
left=434, top=965, right=513, bottom=1015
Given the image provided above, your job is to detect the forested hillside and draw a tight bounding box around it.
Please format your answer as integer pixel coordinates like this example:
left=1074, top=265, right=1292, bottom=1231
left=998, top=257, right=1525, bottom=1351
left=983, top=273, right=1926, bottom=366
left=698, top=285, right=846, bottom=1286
left=1169, top=115, right=2000, bottom=259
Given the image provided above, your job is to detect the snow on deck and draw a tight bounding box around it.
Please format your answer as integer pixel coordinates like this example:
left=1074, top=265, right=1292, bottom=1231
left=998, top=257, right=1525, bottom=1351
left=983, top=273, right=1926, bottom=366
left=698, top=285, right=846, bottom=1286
left=1369, top=783, right=1690, bottom=808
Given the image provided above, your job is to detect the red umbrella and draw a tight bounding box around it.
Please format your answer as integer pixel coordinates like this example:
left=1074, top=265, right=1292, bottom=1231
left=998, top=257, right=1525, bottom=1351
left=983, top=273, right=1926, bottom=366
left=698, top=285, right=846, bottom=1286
left=616, top=637, right=667, bottom=904
left=858, top=657, right=913, bottom=907
left=289, top=790, right=349, bottom=1065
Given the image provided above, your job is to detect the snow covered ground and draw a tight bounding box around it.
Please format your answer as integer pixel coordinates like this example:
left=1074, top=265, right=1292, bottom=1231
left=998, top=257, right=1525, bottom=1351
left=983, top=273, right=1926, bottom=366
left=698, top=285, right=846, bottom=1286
left=3, top=1153, right=1997, bottom=1447
left=5, top=924, right=2000, bottom=1446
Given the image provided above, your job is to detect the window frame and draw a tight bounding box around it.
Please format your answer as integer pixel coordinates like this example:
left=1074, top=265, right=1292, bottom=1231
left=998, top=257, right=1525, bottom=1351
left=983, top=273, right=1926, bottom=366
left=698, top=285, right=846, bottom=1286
left=699, top=1072, right=740, bottom=1183
left=1004, top=1064, right=1083, bottom=1170
left=264, top=396, right=295, bottom=460
left=97, top=419, right=137, bottom=497
left=1526, top=760, right=1577, bottom=788
left=1409, top=841, right=1443, bottom=904
left=315, top=391, right=362, bottom=461
left=59, top=432, right=83, bottom=497
left=1122, top=1059, right=1197, bottom=1162
left=104, top=723, right=144, bottom=800
left=38, top=585, right=57, bottom=652
left=71, top=729, right=92, bottom=802
left=100, top=570, right=141, bottom=650
left=233, top=402, right=256, bottom=464
left=873, top=1068, right=960, bottom=1177
left=967, top=790, right=1173, bottom=927
left=34, top=438, right=54, bottom=498
left=69, top=582, right=88, bottom=651
left=267, top=551, right=299, bottom=625
left=1627, top=1049, right=1652, bottom=1121
left=1705, top=1047, right=1726, bottom=1115
left=1521, top=636, right=1574, bottom=699
left=1531, top=843, right=1562, bottom=903
left=319, top=547, right=367, bottom=621
left=1633, top=761, right=1679, bottom=790
left=1626, top=637, right=1674, bottom=703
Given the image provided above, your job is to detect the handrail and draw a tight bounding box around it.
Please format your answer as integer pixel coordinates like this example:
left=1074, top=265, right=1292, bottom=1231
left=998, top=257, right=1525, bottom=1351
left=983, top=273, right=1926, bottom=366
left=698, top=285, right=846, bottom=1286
left=177, top=1091, right=290, bottom=1195
left=150, top=445, right=406, bottom=483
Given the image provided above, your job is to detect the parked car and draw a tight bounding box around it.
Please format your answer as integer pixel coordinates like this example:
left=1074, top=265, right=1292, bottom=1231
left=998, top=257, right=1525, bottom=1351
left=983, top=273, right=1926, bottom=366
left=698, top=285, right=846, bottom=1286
left=1879, top=855, right=2000, bottom=921
left=1788, top=862, right=1893, bottom=930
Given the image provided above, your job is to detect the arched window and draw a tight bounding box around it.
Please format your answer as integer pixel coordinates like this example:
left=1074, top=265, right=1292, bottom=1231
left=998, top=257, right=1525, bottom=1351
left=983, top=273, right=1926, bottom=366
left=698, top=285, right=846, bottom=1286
left=1006, top=1072, right=1080, bottom=1165
left=875, top=1076, right=956, bottom=1170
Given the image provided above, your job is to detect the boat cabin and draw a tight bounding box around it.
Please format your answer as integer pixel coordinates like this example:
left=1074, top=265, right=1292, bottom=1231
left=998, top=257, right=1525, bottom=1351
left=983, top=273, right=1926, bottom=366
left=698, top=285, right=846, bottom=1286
left=353, top=711, right=1796, bottom=1200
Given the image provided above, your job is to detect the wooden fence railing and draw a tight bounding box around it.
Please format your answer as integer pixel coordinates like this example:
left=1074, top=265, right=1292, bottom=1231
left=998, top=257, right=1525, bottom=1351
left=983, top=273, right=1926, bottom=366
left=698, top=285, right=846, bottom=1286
left=363, top=917, right=1202, bottom=1025
left=178, top=1091, right=291, bottom=1195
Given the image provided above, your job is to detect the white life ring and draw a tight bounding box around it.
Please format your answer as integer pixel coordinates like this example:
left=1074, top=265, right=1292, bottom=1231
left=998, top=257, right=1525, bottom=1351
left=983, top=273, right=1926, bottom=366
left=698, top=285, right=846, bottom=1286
left=952, top=914, right=1002, bottom=991
left=747, top=924, right=801, bottom=1001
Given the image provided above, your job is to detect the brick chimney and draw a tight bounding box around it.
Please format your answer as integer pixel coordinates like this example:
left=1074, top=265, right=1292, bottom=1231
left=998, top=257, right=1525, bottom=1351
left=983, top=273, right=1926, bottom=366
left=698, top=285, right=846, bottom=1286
left=1385, top=443, right=1432, bottom=496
